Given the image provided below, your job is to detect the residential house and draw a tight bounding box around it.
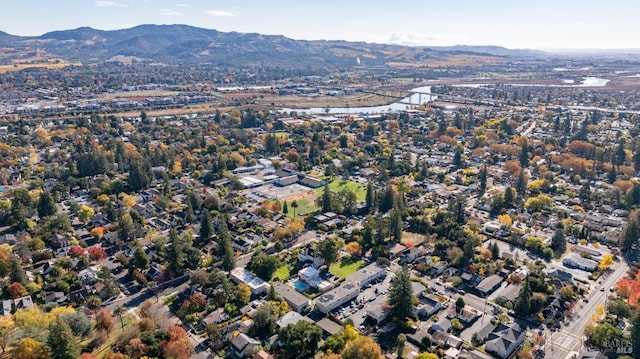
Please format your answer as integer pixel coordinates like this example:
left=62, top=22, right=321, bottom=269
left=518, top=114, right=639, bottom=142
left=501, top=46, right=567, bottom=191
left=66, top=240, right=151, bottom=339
left=231, top=268, right=270, bottom=295
left=230, top=333, right=261, bottom=358
left=316, top=317, right=342, bottom=336
left=476, top=274, right=504, bottom=297
left=272, top=282, right=311, bottom=313
left=0, top=300, right=12, bottom=316
left=414, top=294, right=442, bottom=318
left=14, top=296, right=35, bottom=311
left=298, top=267, right=334, bottom=292
left=563, top=253, right=598, bottom=272
left=485, top=323, right=526, bottom=359
left=430, top=261, right=448, bottom=277
left=298, top=246, right=324, bottom=269
left=253, top=350, right=274, bottom=359
left=276, top=311, right=313, bottom=329
left=0, top=234, right=16, bottom=245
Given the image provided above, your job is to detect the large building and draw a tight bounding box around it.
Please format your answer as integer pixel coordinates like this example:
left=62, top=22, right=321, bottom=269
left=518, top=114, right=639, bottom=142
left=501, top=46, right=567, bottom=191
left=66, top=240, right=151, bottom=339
left=231, top=268, right=270, bottom=295
left=315, top=282, right=359, bottom=314
left=345, top=263, right=387, bottom=288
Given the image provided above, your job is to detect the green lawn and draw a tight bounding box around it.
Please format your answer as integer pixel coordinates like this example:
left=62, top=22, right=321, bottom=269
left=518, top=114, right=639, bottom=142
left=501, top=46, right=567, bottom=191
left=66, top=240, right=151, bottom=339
left=271, top=198, right=319, bottom=218
left=329, top=257, right=366, bottom=279
left=274, top=132, right=289, bottom=139
left=272, top=264, right=291, bottom=282
left=314, top=179, right=367, bottom=202
left=91, top=314, right=135, bottom=357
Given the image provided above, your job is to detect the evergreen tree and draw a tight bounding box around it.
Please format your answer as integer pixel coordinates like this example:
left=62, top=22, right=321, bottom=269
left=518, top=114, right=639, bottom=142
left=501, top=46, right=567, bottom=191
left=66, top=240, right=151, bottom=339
left=453, top=145, right=464, bottom=168
left=388, top=266, right=413, bottom=322
left=504, top=187, right=515, bottom=208
left=390, top=207, right=403, bottom=242
left=490, top=242, right=500, bottom=260
left=479, top=165, right=487, bottom=194
left=185, top=205, right=195, bottom=224
left=515, top=170, right=528, bottom=196
left=320, top=185, right=332, bottom=212
left=133, top=248, right=150, bottom=270
left=291, top=200, right=299, bottom=217
left=199, top=210, right=214, bottom=244
left=514, top=277, right=532, bottom=317
left=218, top=222, right=235, bottom=272
left=622, top=218, right=640, bottom=251
left=8, top=255, right=26, bottom=286
left=283, top=201, right=289, bottom=215
left=629, top=313, right=640, bottom=357
left=167, top=229, right=186, bottom=276
left=317, top=237, right=342, bottom=269
left=379, top=186, right=395, bottom=213
left=48, top=316, right=80, bottom=359
left=37, top=191, right=56, bottom=218
left=551, top=227, right=566, bottom=254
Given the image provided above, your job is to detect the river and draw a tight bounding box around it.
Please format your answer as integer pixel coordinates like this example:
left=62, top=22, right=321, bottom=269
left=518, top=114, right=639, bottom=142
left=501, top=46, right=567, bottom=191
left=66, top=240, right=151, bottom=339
left=280, top=85, right=435, bottom=115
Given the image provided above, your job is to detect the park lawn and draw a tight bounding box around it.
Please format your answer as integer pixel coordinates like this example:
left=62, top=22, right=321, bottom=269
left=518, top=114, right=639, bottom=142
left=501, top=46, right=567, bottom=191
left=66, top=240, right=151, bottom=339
left=91, top=314, right=135, bottom=357
left=330, top=257, right=366, bottom=279
left=272, top=264, right=291, bottom=282
left=274, top=132, right=289, bottom=139
left=270, top=197, right=319, bottom=218
left=315, top=179, right=367, bottom=202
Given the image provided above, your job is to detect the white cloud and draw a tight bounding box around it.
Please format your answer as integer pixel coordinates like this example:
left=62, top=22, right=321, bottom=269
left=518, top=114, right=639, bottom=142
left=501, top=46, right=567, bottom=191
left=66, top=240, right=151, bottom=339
left=95, top=1, right=126, bottom=7
left=385, top=32, right=461, bottom=47
left=176, top=3, right=189, bottom=7
left=159, top=9, right=182, bottom=16
left=207, top=10, right=236, bottom=17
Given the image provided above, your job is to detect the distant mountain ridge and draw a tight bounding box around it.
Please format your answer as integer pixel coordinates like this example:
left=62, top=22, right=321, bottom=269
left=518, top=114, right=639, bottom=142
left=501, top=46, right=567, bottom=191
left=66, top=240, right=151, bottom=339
left=0, top=24, right=544, bottom=67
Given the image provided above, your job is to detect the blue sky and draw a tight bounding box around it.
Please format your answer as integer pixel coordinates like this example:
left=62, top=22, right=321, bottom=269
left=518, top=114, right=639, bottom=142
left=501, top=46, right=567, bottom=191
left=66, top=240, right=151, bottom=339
left=2, top=0, right=638, bottom=49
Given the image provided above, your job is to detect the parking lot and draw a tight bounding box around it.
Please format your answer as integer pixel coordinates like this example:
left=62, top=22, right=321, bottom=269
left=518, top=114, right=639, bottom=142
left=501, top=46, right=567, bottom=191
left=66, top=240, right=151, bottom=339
left=334, top=265, right=396, bottom=329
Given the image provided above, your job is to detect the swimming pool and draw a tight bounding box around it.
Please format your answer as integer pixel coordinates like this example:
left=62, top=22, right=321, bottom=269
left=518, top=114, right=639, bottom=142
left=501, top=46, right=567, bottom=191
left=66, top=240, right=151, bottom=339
left=292, top=280, right=309, bottom=292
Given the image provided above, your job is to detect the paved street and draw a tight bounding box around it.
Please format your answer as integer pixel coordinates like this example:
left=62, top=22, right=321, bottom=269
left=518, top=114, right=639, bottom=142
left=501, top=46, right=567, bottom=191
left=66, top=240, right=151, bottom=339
left=546, top=259, right=629, bottom=359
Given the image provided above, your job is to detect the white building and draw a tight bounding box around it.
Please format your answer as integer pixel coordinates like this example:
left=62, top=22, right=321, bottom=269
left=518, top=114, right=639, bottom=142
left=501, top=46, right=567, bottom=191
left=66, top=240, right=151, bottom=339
left=231, top=268, right=270, bottom=295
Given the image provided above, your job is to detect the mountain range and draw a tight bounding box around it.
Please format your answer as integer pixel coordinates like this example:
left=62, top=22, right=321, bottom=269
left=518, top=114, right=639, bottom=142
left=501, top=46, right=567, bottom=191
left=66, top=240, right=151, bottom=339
left=0, top=24, right=545, bottom=67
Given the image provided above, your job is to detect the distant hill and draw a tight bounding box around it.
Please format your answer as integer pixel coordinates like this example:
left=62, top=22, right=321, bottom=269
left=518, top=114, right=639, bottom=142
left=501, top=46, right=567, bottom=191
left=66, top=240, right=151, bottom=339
left=0, top=24, right=544, bottom=67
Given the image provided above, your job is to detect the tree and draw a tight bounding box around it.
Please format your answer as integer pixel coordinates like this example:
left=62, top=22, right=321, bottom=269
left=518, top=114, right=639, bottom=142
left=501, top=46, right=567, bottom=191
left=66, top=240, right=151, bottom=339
left=283, top=201, right=289, bottom=215
left=236, top=283, right=252, bottom=305
left=551, top=227, right=566, bottom=254
left=7, top=282, right=28, bottom=298
left=291, top=200, right=299, bottom=217
left=61, top=312, right=92, bottom=338
left=133, top=248, right=150, bottom=270
left=346, top=242, right=362, bottom=257
left=88, top=247, right=107, bottom=261
left=598, top=254, right=614, bottom=272
left=388, top=266, right=413, bottom=322
left=317, top=237, right=342, bottom=269
left=278, top=321, right=322, bottom=359
left=248, top=252, right=281, bottom=281
left=0, top=315, right=15, bottom=352
left=13, top=338, right=49, bottom=359
left=9, top=255, right=27, bottom=285
left=455, top=297, right=465, bottom=310
left=622, top=218, right=640, bottom=251
left=397, top=334, right=406, bottom=359
left=37, top=191, right=56, bottom=218
left=479, top=165, right=487, bottom=194
left=390, top=207, right=403, bottom=242
left=117, top=213, right=136, bottom=243
left=250, top=303, right=277, bottom=340
left=342, top=336, right=383, bottom=359
left=414, top=353, right=438, bottom=359
left=95, top=309, right=115, bottom=337
left=366, top=182, right=375, bottom=212
left=114, top=305, right=127, bottom=330
left=48, top=316, right=80, bottom=359
left=199, top=210, right=214, bottom=244
left=630, top=314, right=640, bottom=357
left=320, top=185, right=333, bottom=212
left=78, top=204, right=95, bottom=223
left=514, top=277, right=532, bottom=317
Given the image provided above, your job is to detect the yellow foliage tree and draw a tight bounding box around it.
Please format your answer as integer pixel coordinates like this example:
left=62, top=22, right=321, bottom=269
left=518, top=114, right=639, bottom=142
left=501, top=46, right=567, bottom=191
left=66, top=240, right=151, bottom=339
left=12, top=338, right=49, bottom=359
left=598, top=254, right=614, bottom=272
left=79, top=204, right=95, bottom=223
left=342, top=336, right=383, bottom=359
left=172, top=157, right=182, bottom=174
left=498, top=214, right=512, bottom=227
left=415, top=353, right=439, bottom=359
left=342, top=324, right=359, bottom=342
left=122, top=194, right=136, bottom=208
left=0, top=315, right=15, bottom=352
left=29, top=147, right=39, bottom=166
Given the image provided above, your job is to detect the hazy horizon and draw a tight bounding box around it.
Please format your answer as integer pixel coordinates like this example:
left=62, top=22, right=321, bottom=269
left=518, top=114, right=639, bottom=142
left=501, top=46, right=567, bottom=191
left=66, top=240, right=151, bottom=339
left=1, top=0, right=639, bottom=51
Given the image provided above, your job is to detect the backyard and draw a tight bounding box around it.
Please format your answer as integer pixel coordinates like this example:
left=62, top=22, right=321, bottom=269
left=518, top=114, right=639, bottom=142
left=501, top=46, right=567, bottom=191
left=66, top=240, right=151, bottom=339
left=329, top=257, right=366, bottom=279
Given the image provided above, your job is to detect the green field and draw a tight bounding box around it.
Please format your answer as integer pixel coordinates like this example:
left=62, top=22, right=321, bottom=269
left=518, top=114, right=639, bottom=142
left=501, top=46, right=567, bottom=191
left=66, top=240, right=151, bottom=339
left=272, top=197, right=319, bottom=218
left=272, top=264, right=291, bottom=281
left=314, top=179, right=367, bottom=201
left=329, top=257, right=365, bottom=279
left=274, top=132, right=289, bottom=138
